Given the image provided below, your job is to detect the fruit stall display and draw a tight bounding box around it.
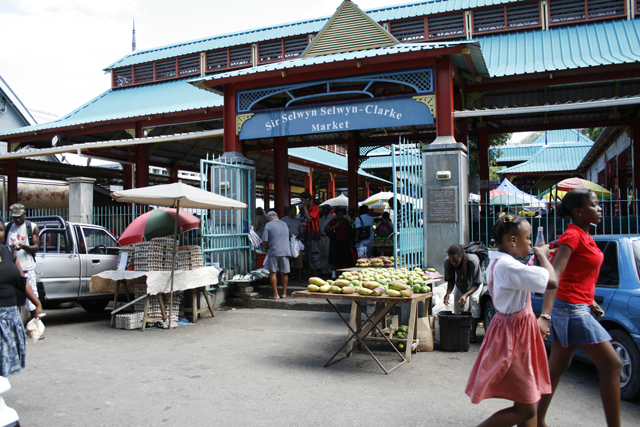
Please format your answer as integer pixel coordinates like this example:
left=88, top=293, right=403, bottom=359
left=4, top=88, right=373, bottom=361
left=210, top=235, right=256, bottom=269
left=355, top=256, right=395, bottom=267
left=306, top=266, right=438, bottom=297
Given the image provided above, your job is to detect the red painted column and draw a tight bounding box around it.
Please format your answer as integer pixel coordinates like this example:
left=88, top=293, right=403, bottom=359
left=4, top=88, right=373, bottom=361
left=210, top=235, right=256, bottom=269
left=273, top=137, right=288, bottom=218
left=305, top=168, right=313, bottom=194
left=123, top=165, right=134, bottom=189
left=7, top=159, right=18, bottom=206
left=363, top=181, right=370, bottom=199
left=169, top=163, right=179, bottom=183
left=263, top=179, right=271, bottom=211
left=633, top=119, right=640, bottom=196
left=223, top=84, right=242, bottom=153
left=479, top=127, right=490, bottom=202
left=134, top=123, right=149, bottom=189
left=435, top=57, right=455, bottom=138
left=327, top=173, right=336, bottom=199
left=347, top=137, right=358, bottom=209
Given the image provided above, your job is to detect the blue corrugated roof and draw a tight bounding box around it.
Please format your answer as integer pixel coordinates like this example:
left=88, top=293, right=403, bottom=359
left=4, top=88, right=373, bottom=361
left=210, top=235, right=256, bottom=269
left=500, top=141, right=593, bottom=174
left=105, top=0, right=517, bottom=70
left=479, top=18, right=640, bottom=77
left=191, top=41, right=482, bottom=85
left=289, top=147, right=389, bottom=183
left=0, top=78, right=222, bottom=137
left=492, top=143, right=545, bottom=163
left=360, top=153, right=421, bottom=169
left=493, top=130, right=593, bottom=162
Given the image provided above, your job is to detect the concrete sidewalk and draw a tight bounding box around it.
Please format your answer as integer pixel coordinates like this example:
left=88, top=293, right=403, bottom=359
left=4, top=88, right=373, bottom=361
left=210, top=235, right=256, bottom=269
left=6, top=306, right=640, bottom=426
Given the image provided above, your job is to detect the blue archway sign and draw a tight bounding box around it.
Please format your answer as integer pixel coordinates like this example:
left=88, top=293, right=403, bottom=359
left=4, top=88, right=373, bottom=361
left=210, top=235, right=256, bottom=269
left=238, top=96, right=434, bottom=140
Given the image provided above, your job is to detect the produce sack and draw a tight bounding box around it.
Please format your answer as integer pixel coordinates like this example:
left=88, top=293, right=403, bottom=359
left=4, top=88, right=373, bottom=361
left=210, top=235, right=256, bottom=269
left=416, top=316, right=434, bottom=352
left=25, top=318, right=45, bottom=343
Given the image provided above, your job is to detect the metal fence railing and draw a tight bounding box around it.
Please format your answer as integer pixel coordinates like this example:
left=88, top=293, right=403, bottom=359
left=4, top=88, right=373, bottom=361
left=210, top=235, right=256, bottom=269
left=470, top=189, right=640, bottom=247
left=4, top=208, right=69, bottom=223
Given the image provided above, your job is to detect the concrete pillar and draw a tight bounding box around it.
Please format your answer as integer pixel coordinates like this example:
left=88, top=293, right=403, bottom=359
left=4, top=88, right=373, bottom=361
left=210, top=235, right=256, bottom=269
left=422, top=143, right=469, bottom=269
left=67, top=177, right=96, bottom=224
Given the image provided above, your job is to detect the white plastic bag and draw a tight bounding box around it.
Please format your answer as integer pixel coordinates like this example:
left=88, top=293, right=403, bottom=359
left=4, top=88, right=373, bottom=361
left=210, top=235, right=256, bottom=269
left=248, top=225, right=262, bottom=250
left=297, top=240, right=304, bottom=251
left=25, top=318, right=45, bottom=343
left=357, top=245, right=367, bottom=259
left=290, top=236, right=300, bottom=258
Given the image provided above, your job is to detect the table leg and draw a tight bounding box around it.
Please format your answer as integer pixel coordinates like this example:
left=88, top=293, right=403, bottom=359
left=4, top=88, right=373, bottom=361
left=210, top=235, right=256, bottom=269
left=346, top=301, right=358, bottom=355
left=141, top=296, right=150, bottom=332
left=405, top=299, right=417, bottom=362
left=203, top=288, right=215, bottom=318
left=324, top=299, right=404, bottom=374
left=110, top=282, right=121, bottom=327
left=192, top=289, right=198, bottom=324
left=158, top=295, right=167, bottom=320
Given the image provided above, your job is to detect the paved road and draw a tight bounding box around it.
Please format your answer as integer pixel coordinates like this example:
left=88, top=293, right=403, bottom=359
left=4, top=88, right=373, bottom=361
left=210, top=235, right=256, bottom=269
left=6, top=306, right=640, bottom=426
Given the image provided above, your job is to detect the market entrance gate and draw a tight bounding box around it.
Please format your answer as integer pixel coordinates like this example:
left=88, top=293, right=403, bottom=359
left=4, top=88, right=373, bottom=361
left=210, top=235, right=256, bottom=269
left=392, top=138, right=424, bottom=269
left=200, top=156, right=254, bottom=277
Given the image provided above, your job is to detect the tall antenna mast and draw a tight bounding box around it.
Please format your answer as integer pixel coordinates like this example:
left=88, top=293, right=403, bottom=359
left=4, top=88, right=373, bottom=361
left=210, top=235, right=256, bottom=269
left=132, top=19, right=137, bottom=52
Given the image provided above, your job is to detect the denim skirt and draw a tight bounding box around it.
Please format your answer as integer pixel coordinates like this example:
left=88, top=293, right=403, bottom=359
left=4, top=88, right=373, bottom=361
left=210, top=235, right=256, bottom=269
left=548, top=299, right=611, bottom=347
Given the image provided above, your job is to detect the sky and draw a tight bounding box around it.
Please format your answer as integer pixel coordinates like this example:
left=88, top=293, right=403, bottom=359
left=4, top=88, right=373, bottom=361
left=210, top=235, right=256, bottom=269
left=0, top=0, right=418, bottom=119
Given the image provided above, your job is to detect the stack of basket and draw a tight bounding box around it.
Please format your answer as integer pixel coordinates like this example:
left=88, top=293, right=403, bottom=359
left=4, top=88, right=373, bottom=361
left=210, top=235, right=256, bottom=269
left=180, top=245, right=203, bottom=269
left=134, top=241, right=163, bottom=271
left=117, top=246, right=135, bottom=269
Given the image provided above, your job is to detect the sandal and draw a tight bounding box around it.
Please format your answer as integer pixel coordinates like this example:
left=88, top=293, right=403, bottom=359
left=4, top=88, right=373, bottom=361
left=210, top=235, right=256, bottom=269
left=269, top=295, right=280, bottom=299
left=281, top=294, right=287, bottom=299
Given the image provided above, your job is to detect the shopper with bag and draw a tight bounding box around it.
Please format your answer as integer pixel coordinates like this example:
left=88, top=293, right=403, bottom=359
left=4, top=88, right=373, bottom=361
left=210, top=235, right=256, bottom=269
left=466, top=214, right=557, bottom=427
left=325, top=208, right=353, bottom=279
left=537, top=189, right=622, bottom=427
left=281, top=206, right=304, bottom=281
left=0, top=218, right=43, bottom=377
left=262, top=211, right=291, bottom=299
left=354, top=205, right=374, bottom=258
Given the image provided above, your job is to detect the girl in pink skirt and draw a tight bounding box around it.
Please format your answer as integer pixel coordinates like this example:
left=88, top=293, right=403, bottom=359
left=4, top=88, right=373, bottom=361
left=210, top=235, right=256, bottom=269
left=466, top=215, right=557, bottom=427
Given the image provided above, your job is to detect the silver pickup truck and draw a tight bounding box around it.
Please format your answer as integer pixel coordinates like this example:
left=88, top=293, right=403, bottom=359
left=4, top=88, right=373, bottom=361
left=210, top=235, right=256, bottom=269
left=30, top=216, right=120, bottom=312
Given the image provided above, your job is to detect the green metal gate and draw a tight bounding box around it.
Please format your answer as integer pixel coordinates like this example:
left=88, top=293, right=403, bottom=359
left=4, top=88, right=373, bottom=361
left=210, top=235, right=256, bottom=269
left=200, top=155, right=254, bottom=276
left=392, top=138, right=424, bottom=269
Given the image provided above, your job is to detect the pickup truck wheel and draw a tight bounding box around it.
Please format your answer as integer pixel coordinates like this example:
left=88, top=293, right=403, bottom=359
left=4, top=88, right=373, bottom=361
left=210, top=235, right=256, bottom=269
left=483, top=299, right=495, bottom=332
left=609, top=329, right=640, bottom=400
left=80, top=300, right=109, bottom=313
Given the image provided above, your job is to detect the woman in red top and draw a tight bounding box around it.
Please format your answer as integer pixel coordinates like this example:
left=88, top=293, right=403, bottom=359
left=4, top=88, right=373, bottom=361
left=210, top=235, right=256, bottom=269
left=537, top=190, right=622, bottom=427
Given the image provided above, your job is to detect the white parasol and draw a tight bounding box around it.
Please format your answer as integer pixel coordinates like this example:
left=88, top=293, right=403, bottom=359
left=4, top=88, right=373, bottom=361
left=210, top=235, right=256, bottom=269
left=111, top=182, right=247, bottom=328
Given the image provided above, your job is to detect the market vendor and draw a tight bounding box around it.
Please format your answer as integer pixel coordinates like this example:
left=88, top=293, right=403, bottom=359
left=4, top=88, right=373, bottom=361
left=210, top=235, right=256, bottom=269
left=443, top=244, right=484, bottom=343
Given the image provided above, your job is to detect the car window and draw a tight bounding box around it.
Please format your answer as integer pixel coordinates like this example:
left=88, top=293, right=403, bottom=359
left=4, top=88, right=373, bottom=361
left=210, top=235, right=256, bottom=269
left=38, top=231, right=70, bottom=254
left=595, top=240, right=619, bottom=288
left=632, top=240, right=640, bottom=281
left=81, top=227, right=116, bottom=254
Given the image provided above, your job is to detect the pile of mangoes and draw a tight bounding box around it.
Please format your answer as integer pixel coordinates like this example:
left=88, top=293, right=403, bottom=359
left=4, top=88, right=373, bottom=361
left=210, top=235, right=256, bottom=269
left=306, top=267, right=436, bottom=297
left=355, top=256, right=394, bottom=267
left=393, top=325, right=409, bottom=350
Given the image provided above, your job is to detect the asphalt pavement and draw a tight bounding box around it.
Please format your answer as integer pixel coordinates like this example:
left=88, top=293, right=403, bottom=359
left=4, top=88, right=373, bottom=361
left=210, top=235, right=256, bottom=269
left=5, top=305, right=640, bottom=426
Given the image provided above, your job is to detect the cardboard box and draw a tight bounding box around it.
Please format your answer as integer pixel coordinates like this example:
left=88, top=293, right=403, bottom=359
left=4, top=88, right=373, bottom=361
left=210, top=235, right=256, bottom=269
left=416, top=316, right=434, bottom=352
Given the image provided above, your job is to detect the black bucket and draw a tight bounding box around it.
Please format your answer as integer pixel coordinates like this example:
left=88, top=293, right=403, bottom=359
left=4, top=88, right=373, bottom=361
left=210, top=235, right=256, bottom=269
left=438, top=311, right=472, bottom=352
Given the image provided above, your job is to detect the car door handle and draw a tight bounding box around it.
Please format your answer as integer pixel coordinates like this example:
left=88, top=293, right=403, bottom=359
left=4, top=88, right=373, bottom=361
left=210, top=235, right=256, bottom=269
left=92, top=260, right=100, bottom=264
left=594, top=295, right=604, bottom=303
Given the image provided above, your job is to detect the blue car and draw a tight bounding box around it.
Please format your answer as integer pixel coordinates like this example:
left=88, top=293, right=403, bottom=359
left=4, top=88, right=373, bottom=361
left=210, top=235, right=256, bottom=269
left=528, top=235, right=640, bottom=400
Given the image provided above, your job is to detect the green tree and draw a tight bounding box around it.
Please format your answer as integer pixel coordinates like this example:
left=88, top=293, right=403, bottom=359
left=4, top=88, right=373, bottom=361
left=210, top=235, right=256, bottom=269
left=469, top=133, right=511, bottom=181
left=581, top=127, right=604, bottom=141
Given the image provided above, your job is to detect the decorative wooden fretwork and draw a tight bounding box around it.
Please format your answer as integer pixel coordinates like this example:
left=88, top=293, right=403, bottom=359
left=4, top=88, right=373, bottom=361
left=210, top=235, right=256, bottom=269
left=236, top=113, right=255, bottom=135
left=413, top=95, right=436, bottom=118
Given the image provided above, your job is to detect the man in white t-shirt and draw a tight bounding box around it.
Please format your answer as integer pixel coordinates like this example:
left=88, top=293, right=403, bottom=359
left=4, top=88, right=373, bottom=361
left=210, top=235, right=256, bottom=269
left=6, top=203, right=40, bottom=319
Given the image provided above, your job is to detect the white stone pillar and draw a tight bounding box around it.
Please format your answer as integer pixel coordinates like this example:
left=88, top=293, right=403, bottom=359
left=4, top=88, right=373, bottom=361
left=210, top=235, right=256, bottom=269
left=67, top=177, right=96, bottom=224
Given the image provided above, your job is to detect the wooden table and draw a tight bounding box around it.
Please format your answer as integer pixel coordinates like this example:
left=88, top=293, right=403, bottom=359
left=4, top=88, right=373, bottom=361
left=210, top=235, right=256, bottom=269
left=292, top=290, right=432, bottom=374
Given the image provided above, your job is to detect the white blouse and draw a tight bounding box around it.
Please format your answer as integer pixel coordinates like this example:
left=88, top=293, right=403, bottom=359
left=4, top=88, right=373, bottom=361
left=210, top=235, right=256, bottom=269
left=487, top=251, right=550, bottom=314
